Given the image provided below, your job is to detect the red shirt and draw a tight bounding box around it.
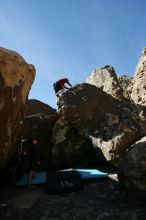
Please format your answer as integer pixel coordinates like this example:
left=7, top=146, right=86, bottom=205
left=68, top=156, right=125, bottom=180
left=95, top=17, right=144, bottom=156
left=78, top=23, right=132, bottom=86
left=57, top=78, right=68, bottom=86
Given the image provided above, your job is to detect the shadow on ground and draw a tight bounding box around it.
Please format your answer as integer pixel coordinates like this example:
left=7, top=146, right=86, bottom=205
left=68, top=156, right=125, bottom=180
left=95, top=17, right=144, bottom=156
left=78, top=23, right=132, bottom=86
left=0, top=173, right=146, bottom=220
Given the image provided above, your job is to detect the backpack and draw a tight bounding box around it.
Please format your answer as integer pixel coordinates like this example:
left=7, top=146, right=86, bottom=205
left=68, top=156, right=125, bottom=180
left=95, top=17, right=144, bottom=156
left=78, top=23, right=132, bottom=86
left=45, top=169, right=83, bottom=194
left=53, top=82, right=56, bottom=90
left=53, top=82, right=60, bottom=93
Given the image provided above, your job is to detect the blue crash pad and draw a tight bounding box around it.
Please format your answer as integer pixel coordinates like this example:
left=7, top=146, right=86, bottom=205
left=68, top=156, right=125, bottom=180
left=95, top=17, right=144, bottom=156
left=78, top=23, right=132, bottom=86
left=16, top=169, right=107, bottom=186
left=16, top=172, right=47, bottom=186
left=75, top=169, right=107, bottom=179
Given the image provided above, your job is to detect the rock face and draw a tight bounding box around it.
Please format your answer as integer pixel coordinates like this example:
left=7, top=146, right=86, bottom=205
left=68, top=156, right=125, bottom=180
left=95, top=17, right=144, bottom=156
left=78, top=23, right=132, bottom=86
left=118, top=136, right=146, bottom=198
left=23, top=99, right=58, bottom=169
left=131, top=48, right=146, bottom=105
left=86, top=65, right=124, bottom=101
left=0, top=47, right=35, bottom=170
left=26, top=99, right=56, bottom=115
left=1, top=45, right=146, bottom=200
left=57, top=83, right=146, bottom=165
left=51, top=118, right=98, bottom=168
left=118, top=75, right=133, bottom=101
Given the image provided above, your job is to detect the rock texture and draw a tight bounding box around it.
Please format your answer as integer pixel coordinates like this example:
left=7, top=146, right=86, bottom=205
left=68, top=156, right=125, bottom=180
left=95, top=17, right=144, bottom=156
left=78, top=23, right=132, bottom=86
left=57, top=83, right=146, bottom=165
left=131, top=48, right=146, bottom=105
left=86, top=65, right=124, bottom=101
left=118, top=136, right=146, bottom=198
left=0, top=47, right=35, bottom=170
left=23, top=99, right=58, bottom=169
left=51, top=118, right=98, bottom=168
left=118, top=75, right=133, bottom=101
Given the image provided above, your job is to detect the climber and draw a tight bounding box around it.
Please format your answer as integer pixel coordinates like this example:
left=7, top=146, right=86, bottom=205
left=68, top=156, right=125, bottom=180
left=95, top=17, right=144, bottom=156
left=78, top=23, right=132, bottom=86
left=28, top=138, right=40, bottom=187
left=53, top=78, right=72, bottom=97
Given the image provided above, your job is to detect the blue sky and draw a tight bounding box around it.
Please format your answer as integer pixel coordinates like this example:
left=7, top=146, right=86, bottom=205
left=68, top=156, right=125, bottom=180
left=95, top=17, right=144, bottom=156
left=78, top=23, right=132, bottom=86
left=0, top=0, right=146, bottom=108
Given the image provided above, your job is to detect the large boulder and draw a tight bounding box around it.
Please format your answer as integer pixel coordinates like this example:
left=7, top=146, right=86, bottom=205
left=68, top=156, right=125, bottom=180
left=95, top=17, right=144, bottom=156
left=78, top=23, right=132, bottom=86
left=118, top=75, right=133, bottom=102
left=118, top=136, right=146, bottom=198
left=26, top=99, right=56, bottom=115
left=131, top=47, right=146, bottom=105
left=57, top=83, right=146, bottom=165
left=51, top=118, right=99, bottom=168
left=0, top=47, right=35, bottom=170
left=23, top=99, right=59, bottom=169
left=86, top=65, right=124, bottom=101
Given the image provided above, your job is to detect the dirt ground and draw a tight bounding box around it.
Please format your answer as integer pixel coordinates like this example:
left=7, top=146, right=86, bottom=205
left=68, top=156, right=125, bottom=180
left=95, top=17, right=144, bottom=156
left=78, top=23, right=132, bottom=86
left=0, top=173, right=146, bottom=220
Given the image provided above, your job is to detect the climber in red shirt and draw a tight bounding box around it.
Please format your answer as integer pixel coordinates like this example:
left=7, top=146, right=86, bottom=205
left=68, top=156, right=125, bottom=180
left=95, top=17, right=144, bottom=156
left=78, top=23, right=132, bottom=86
left=53, top=78, right=72, bottom=96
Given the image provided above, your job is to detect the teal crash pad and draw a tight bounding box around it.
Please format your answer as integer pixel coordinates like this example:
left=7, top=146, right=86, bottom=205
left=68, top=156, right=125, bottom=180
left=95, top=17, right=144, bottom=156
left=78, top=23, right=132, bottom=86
left=16, top=172, right=47, bottom=186
left=16, top=169, right=107, bottom=186
left=75, top=169, right=107, bottom=179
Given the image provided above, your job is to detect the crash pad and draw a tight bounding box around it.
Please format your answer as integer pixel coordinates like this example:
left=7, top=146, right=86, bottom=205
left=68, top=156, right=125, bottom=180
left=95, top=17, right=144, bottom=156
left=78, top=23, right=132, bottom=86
left=16, top=172, right=47, bottom=186
left=16, top=169, right=107, bottom=186
left=75, top=169, right=107, bottom=179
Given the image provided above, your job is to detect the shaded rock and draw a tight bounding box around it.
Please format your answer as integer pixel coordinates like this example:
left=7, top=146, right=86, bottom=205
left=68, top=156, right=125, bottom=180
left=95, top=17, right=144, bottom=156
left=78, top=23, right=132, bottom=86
left=0, top=47, right=35, bottom=170
left=131, top=47, right=146, bottom=105
left=86, top=65, right=124, bottom=101
left=23, top=100, right=59, bottom=169
left=118, top=136, right=146, bottom=198
left=26, top=99, right=56, bottom=115
left=51, top=117, right=99, bottom=168
left=118, top=75, right=133, bottom=102
left=57, top=83, right=146, bottom=165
